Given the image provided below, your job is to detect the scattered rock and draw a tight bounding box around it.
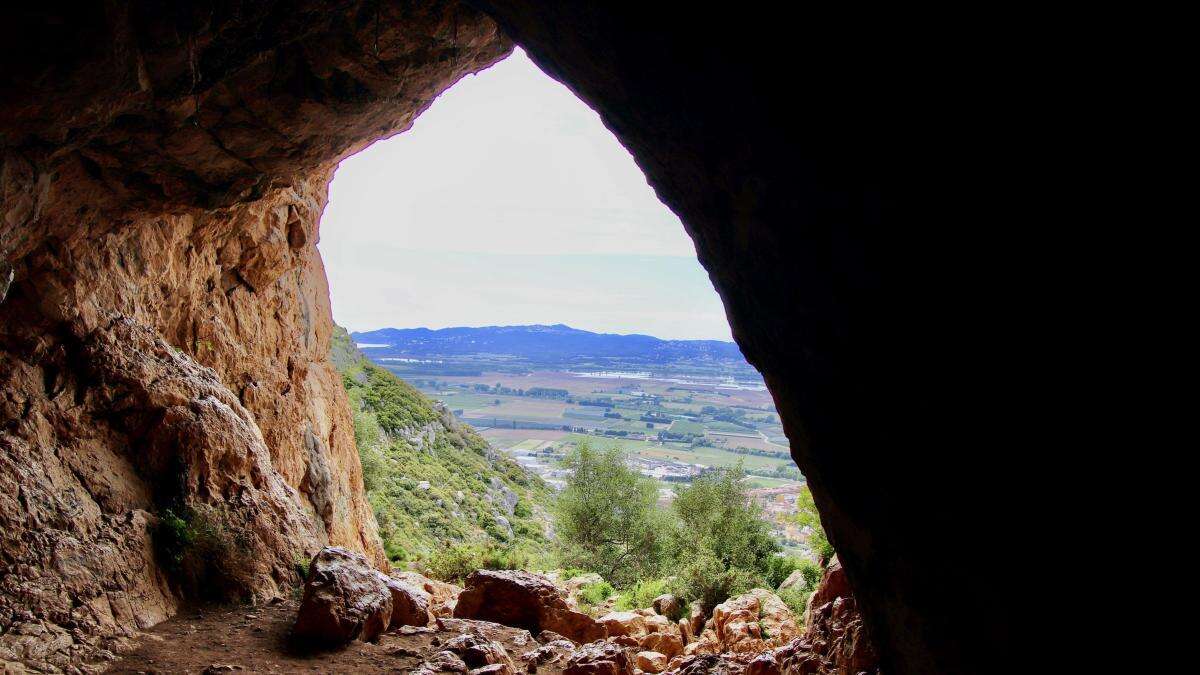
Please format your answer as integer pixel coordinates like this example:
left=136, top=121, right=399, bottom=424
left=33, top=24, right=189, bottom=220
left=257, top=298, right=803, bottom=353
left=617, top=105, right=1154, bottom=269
left=415, top=650, right=470, bottom=674
left=562, top=640, right=634, bottom=675
left=470, top=665, right=513, bottom=675
left=598, top=611, right=647, bottom=638
left=635, top=651, right=668, bottom=673
left=454, top=570, right=606, bottom=643
left=651, top=595, right=682, bottom=619
left=521, top=639, right=577, bottom=667
left=293, top=547, right=392, bottom=644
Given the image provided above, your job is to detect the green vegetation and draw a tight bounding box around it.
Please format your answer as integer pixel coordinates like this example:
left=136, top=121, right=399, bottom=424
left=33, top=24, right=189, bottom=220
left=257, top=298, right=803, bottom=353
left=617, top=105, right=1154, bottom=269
left=794, top=486, right=835, bottom=564
left=154, top=504, right=254, bottom=601
left=555, top=443, right=670, bottom=586
left=332, top=327, right=554, bottom=569
left=555, top=441, right=788, bottom=615
left=614, top=578, right=672, bottom=615
left=578, top=579, right=617, bottom=609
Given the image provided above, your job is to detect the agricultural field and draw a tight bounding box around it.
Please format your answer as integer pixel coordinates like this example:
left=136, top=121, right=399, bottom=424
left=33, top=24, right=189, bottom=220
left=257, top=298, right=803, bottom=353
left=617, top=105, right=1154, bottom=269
left=394, top=369, right=802, bottom=493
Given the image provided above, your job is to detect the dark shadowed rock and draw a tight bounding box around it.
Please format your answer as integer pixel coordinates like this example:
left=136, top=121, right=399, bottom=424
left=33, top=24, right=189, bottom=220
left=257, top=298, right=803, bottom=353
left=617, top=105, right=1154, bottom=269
left=293, top=548, right=392, bottom=644
left=562, top=640, right=634, bottom=675
left=441, top=633, right=512, bottom=669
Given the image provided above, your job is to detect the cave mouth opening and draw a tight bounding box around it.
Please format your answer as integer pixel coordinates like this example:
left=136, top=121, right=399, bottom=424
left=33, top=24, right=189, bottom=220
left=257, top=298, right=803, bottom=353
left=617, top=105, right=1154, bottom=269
left=317, top=45, right=816, bottom=565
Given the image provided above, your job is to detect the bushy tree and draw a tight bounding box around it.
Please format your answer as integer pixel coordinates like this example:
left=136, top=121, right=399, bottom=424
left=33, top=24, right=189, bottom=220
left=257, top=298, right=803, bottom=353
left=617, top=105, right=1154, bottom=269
left=555, top=442, right=669, bottom=586
left=794, top=486, right=835, bottom=564
left=665, top=464, right=778, bottom=613
left=669, top=464, right=778, bottom=573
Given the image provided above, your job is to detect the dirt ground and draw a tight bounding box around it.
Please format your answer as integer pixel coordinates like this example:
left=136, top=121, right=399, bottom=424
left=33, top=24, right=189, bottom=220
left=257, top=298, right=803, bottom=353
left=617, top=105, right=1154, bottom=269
left=106, top=599, right=563, bottom=674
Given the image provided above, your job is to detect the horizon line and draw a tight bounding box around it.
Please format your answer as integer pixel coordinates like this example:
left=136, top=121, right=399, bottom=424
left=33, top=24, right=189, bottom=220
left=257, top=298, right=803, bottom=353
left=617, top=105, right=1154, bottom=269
left=347, top=322, right=737, bottom=344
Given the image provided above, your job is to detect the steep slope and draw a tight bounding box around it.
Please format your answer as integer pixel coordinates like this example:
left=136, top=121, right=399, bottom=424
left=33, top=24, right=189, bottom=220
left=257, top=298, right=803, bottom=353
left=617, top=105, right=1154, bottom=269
left=331, top=327, right=553, bottom=565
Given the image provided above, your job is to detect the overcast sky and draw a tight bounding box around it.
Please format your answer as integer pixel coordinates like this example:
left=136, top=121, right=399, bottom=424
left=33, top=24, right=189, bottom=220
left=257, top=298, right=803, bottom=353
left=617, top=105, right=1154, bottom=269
left=318, top=49, right=733, bottom=341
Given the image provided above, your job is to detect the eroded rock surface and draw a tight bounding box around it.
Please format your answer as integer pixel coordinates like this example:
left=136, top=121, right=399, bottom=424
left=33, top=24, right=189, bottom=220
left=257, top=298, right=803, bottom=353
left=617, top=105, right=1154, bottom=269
left=1, top=2, right=510, bottom=669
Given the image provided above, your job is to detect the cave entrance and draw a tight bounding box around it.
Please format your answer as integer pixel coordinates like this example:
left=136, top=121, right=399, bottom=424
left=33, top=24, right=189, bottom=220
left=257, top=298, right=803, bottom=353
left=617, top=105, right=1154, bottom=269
left=317, top=47, right=821, bottom=574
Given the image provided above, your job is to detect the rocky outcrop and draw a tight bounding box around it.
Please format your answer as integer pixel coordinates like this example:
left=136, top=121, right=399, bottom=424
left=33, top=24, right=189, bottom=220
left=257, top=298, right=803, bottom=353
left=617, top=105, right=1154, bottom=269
left=2, top=1, right=1031, bottom=672
left=1, top=1, right=510, bottom=670
left=453, top=570, right=607, bottom=643
left=684, top=590, right=800, bottom=657
left=293, top=547, right=393, bottom=645
left=681, top=561, right=878, bottom=675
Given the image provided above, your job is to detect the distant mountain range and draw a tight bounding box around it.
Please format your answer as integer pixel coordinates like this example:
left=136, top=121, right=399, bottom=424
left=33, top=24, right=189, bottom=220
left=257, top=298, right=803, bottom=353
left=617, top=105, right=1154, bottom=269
left=350, top=324, right=746, bottom=364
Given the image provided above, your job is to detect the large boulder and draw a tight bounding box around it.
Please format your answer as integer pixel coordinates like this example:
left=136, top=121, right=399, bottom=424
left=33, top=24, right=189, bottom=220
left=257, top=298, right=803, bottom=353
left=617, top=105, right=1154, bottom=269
left=562, top=640, right=634, bottom=675
left=436, top=617, right=536, bottom=652
left=777, top=569, right=807, bottom=593
left=381, top=574, right=433, bottom=628
left=293, top=547, right=392, bottom=644
left=640, top=629, right=684, bottom=660
left=454, top=570, right=607, bottom=643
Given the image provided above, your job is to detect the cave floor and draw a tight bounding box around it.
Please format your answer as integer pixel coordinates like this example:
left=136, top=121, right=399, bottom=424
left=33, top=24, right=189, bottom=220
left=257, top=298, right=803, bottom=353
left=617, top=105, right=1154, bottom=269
left=106, top=598, right=559, bottom=674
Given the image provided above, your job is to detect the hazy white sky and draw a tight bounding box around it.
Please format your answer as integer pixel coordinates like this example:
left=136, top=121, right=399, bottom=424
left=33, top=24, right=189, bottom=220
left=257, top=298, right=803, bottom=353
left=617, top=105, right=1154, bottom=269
left=318, top=49, right=733, bottom=341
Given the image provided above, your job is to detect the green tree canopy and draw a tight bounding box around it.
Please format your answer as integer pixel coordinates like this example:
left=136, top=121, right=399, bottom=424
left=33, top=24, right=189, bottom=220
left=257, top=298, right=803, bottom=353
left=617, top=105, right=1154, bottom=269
left=669, top=463, right=779, bottom=573
left=555, top=441, right=669, bottom=586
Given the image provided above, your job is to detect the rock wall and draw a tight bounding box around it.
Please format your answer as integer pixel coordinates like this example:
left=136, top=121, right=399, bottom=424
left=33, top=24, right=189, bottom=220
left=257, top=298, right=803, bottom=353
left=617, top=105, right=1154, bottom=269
left=467, top=4, right=1018, bottom=674
left=1, top=2, right=1028, bottom=673
left=1, top=1, right=511, bottom=670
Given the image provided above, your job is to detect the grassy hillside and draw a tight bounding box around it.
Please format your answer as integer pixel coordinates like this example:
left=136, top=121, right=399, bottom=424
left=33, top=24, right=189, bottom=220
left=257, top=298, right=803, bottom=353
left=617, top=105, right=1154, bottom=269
left=332, top=327, right=553, bottom=566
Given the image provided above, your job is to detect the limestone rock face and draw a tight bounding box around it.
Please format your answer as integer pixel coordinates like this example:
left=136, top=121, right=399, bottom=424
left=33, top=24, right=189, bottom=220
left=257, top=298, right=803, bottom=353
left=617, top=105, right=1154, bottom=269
left=293, top=547, right=392, bottom=645
left=682, top=589, right=799, bottom=658
left=454, top=570, right=608, bottom=644
left=1, top=1, right=510, bottom=670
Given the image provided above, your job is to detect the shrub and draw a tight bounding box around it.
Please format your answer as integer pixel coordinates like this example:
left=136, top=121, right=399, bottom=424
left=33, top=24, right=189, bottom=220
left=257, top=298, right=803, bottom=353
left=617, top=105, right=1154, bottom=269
left=669, top=553, right=765, bottom=617
left=425, top=544, right=482, bottom=583
left=794, top=487, right=836, bottom=564
left=154, top=504, right=252, bottom=601
left=294, top=554, right=312, bottom=581
left=778, top=586, right=812, bottom=619
left=578, top=580, right=616, bottom=607
left=669, top=464, right=778, bottom=577
left=614, top=577, right=671, bottom=612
